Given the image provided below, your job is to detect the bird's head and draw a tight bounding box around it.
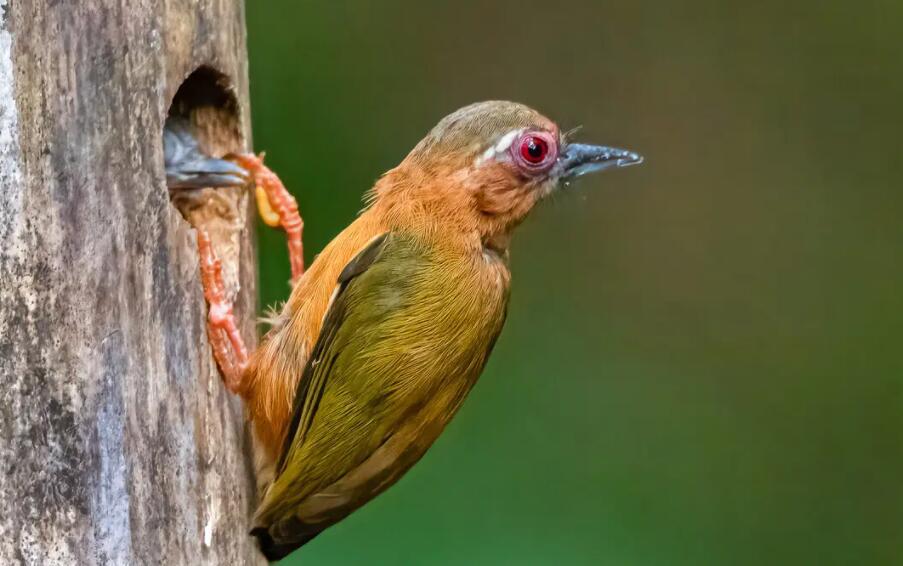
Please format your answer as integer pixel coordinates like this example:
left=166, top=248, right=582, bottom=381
left=372, top=101, right=642, bottom=252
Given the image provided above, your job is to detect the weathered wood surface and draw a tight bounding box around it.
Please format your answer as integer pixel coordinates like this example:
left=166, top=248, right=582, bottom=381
left=0, top=0, right=263, bottom=563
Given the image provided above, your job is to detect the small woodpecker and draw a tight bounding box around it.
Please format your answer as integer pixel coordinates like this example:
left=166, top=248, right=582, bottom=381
left=169, top=101, right=642, bottom=561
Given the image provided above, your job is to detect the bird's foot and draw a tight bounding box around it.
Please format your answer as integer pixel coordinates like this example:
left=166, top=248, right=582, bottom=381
left=233, top=152, right=305, bottom=283
left=197, top=229, right=249, bottom=394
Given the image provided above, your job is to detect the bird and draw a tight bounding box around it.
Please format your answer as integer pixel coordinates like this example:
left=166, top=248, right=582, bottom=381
left=168, top=101, right=643, bottom=561
left=163, top=116, right=249, bottom=190
left=223, top=100, right=643, bottom=560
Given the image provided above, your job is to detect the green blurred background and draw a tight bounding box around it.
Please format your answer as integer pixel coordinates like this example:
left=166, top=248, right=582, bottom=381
left=246, top=2, right=902, bottom=564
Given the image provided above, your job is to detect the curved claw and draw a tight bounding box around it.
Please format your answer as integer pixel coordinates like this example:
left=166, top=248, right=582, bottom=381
left=233, top=152, right=306, bottom=282
left=197, top=230, right=249, bottom=394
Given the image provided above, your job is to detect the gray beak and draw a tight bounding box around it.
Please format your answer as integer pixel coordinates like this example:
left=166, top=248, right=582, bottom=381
left=163, top=116, right=251, bottom=190
left=557, top=143, right=643, bottom=178
left=166, top=157, right=250, bottom=190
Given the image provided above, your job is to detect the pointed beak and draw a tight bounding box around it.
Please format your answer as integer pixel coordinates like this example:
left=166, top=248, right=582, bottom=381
left=557, top=143, right=643, bottom=179
left=166, top=157, right=250, bottom=190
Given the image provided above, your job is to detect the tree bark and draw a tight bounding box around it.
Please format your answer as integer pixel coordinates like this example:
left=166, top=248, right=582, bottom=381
left=0, top=0, right=262, bottom=563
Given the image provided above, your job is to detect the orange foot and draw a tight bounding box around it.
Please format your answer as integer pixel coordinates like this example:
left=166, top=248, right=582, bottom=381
left=197, top=229, right=248, bottom=393
left=233, top=153, right=305, bottom=283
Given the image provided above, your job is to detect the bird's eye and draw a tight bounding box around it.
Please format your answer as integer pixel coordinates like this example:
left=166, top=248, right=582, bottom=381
left=521, top=137, right=547, bottom=163
left=512, top=132, right=557, bottom=174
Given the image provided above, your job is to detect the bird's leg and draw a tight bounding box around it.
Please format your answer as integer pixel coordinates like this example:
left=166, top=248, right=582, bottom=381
left=197, top=229, right=249, bottom=394
left=233, top=153, right=305, bottom=283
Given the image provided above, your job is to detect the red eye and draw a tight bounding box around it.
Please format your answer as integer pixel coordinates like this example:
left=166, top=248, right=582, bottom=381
left=520, top=136, right=548, bottom=164
left=512, top=132, right=557, bottom=173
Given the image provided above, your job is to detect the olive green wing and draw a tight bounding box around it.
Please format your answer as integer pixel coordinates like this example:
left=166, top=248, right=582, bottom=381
left=275, top=231, right=390, bottom=475
left=252, top=232, right=434, bottom=559
left=252, top=231, right=507, bottom=560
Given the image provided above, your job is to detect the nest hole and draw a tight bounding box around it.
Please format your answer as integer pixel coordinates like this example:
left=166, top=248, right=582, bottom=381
left=165, top=66, right=245, bottom=222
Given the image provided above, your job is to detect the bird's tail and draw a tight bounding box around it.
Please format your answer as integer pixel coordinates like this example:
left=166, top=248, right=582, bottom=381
left=251, top=524, right=324, bottom=562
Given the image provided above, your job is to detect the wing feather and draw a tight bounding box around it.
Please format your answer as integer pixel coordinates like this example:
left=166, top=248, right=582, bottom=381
left=275, top=232, right=390, bottom=474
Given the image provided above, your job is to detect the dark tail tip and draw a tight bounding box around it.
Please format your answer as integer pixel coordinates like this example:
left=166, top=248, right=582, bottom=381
left=251, top=526, right=322, bottom=562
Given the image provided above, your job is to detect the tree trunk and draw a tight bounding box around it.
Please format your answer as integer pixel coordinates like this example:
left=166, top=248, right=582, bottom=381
left=0, top=0, right=263, bottom=563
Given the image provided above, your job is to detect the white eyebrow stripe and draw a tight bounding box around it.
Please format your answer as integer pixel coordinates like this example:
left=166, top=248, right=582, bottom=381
left=478, top=144, right=496, bottom=164
left=494, top=129, right=522, bottom=153
left=474, top=128, right=525, bottom=167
